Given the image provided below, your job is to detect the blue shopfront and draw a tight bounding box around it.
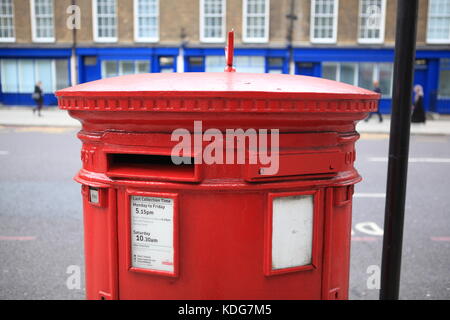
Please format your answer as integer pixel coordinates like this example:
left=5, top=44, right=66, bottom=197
left=0, top=48, right=72, bottom=106
left=76, top=47, right=179, bottom=84
left=1, top=46, right=449, bottom=113
left=183, top=47, right=289, bottom=74
left=293, top=47, right=450, bottom=114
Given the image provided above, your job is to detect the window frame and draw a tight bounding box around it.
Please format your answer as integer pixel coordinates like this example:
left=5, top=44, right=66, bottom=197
left=357, top=0, right=386, bottom=44
left=242, top=0, right=270, bottom=43
left=30, top=0, right=55, bottom=43
left=426, top=0, right=450, bottom=44
left=0, top=0, right=15, bottom=42
left=92, top=0, right=118, bottom=43
left=199, top=0, right=226, bottom=43
left=133, top=0, right=159, bottom=43
left=310, top=0, right=339, bottom=44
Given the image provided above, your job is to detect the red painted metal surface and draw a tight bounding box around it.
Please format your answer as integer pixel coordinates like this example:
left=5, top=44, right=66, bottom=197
left=57, top=68, right=379, bottom=300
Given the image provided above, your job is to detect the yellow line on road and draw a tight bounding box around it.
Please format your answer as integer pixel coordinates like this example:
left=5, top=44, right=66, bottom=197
left=14, top=127, right=77, bottom=134
left=359, top=133, right=390, bottom=140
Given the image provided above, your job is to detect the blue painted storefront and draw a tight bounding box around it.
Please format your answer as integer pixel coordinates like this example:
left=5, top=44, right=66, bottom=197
left=0, top=48, right=72, bottom=105
left=183, top=47, right=289, bottom=73
left=1, top=46, right=449, bottom=114
left=76, top=47, right=179, bottom=83
left=291, top=48, right=450, bottom=114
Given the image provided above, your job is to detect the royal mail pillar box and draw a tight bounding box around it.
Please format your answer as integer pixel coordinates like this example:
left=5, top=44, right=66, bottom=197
left=57, top=71, right=379, bottom=300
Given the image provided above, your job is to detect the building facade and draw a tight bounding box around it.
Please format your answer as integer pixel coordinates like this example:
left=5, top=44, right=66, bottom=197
left=0, top=0, right=449, bottom=113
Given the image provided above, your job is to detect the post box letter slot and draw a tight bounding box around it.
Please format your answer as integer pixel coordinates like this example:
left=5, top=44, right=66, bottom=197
left=106, top=153, right=198, bottom=182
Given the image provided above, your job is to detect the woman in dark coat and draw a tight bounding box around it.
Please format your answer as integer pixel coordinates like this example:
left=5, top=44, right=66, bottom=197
left=411, top=84, right=426, bottom=123
left=33, top=81, right=43, bottom=117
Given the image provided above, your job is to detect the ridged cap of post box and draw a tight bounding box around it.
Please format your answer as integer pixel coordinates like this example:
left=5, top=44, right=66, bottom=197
left=56, top=72, right=380, bottom=113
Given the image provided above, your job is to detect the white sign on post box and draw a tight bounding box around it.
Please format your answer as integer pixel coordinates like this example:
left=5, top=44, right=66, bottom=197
left=272, top=195, right=313, bottom=270
left=130, top=195, right=174, bottom=273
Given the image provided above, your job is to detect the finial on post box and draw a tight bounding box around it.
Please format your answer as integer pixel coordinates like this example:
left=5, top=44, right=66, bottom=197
left=224, top=30, right=236, bottom=72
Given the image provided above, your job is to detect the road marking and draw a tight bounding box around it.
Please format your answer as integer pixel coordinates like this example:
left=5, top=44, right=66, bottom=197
left=354, top=193, right=386, bottom=198
left=0, top=236, right=36, bottom=241
left=14, top=127, right=76, bottom=134
left=430, top=237, right=450, bottom=242
left=360, top=133, right=390, bottom=140
left=369, top=157, right=450, bottom=163
left=0, top=150, right=9, bottom=156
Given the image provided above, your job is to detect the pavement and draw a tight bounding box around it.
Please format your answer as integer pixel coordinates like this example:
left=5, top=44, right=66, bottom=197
left=1, top=106, right=450, bottom=135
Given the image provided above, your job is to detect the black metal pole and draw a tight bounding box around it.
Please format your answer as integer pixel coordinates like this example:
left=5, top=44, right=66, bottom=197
left=380, top=0, right=419, bottom=300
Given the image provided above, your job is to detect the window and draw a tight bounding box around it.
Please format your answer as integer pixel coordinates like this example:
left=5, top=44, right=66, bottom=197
left=358, top=0, right=386, bottom=43
left=234, top=56, right=265, bottom=73
left=310, top=0, right=338, bottom=43
left=200, top=0, right=226, bottom=42
left=267, top=57, right=284, bottom=73
left=205, top=55, right=268, bottom=73
left=427, top=0, right=450, bottom=43
left=101, top=60, right=150, bottom=78
left=205, top=55, right=224, bottom=72
left=0, top=59, right=69, bottom=93
left=243, top=0, right=270, bottom=43
left=93, top=0, right=117, bottom=42
left=322, top=62, right=393, bottom=97
left=159, top=56, right=175, bottom=72
left=188, top=56, right=204, bottom=67
left=439, top=59, right=450, bottom=98
left=31, top=0, right=54, bottom=42
left=322, top=62, right=357, bottom=85
left=377, top=63, right=393, bottom=97
left=0, top=59, right=18, bottom=92
left=0, top=0, right=14, bottom=42
left=134, top=0, right=159, bottom=42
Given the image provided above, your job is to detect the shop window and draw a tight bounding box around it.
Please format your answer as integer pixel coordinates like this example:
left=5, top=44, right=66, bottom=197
left=439, top=59, right=450, bottom=98
left=188, top=56, right=204, bottom=67
left=101, top=60, right=150, bottom=78
left=205, top=55, right=225, bottom=72
left=323, top=62, right=393, bottom=97
left=267, top=57, right=284, bottom=74
left=159, top=56, right=175, bottom=73
left=84, top=56, right=98, bottom=66
left=234, top=56, right=265, bottom=73
left=0, top=58, right=69, bottom=93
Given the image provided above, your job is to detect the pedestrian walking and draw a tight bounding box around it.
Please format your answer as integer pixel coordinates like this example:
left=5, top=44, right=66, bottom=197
left=32, top=81, right=43, bottom=117
left=411, top=84, right=426, bottom=124
left=365, top=80, right=383, bottom=123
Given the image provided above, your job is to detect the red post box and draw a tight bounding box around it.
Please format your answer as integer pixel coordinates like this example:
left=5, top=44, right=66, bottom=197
left=57, top=61, right=379, bottom=300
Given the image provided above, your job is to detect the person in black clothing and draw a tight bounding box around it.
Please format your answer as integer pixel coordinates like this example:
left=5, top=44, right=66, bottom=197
left=365, top=80, right=383, bottom=122
left=411, top=84, right=426, bottom=124
left=33, top=81, right=43, bottom=117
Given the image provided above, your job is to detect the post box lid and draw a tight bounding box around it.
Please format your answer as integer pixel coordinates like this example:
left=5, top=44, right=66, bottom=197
left=56, top=72, right=380, bottom=113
